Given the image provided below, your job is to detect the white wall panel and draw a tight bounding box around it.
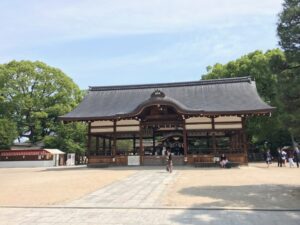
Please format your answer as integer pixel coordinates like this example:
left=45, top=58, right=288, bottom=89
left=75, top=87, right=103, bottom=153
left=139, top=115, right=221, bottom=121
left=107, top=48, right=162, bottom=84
left=215, top=116, right=241, bottom=122
left=0, top=160, right=55, bottom=168
left=186, top=124, right=212, bottom=130
left=186, top=117, right=211, bottom=123
left=91, top=128, right=114, bottom=133
left=215, top=123, right=242, bottom=129
left=91, top=121, right=113, bottom=126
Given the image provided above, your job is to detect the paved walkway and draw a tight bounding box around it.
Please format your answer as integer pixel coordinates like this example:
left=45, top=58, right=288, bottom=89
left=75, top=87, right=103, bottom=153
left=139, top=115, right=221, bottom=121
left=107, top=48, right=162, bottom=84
left=67, top=169, right=177, bottom=207
left=1, top=169, right=300, bottom=225
left=1, top=207, right=299, bottom=225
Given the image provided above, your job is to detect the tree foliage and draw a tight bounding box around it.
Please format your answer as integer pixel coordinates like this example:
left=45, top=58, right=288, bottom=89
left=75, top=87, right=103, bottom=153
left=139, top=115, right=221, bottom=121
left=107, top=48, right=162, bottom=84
left=277, top=0, right=300, bottom=63
left=0, top=118, right=18, bottom=149
left=0, top=60, right=83, bottom=143
left=277, top=0, right=300, bottom=142
left=277, top=68, right=300, bottom=139
left=202, top=49, right=291, bottom=148
left=43, top=122, right=87, bottom=155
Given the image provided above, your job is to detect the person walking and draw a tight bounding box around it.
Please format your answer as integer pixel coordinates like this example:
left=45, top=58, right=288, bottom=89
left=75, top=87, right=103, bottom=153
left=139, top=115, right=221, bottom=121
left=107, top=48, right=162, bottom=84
left=166, top=148, right=173, bottom=173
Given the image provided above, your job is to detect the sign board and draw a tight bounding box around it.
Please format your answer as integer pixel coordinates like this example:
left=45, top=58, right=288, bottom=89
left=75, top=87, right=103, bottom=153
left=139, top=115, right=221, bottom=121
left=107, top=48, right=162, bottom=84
left=66, top=153, right=75, bottom=166
left=127, top=156, right=140, bottom=166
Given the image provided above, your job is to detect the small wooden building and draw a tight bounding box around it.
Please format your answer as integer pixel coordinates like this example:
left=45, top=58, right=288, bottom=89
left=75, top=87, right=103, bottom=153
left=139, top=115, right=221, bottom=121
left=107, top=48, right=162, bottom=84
left=0, top=149, right=65, bottom=167
left=60, top=77, right=274, bottom=166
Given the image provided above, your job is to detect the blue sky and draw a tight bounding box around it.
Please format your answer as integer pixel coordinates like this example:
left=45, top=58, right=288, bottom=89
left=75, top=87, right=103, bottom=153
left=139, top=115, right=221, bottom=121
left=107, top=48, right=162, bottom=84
left=0, top=0, right=284, bottom=89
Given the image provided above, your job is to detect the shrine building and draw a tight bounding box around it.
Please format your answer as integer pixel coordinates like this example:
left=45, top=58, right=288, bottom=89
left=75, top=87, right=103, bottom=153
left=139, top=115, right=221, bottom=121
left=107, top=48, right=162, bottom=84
left=59, top=77, right=274, bottom=166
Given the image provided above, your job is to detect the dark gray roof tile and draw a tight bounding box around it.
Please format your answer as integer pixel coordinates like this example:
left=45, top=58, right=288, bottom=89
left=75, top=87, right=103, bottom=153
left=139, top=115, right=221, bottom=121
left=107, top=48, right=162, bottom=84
left=60, top=77, right=274, bottom=121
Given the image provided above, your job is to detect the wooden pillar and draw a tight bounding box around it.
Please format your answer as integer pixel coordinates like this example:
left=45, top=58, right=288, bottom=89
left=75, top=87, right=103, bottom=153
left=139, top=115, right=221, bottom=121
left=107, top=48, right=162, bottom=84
left=96, top=136, right=99, bottom=155
left=133, top=135, right=136, bottom=155
left=183, top=119, right=188, bottom=157
left=212, top=117, right=217, bottom=155
left=139, top=123, right=144, bottom=165
left=152, top=128, right=155, bottom=155
left=229, top=133, right=233, bottom=153
left=108, top=138, right=112, bottom=156
left=232, top=134, right=234, bottom=151
left=103, top=137, right=106, bottom=155
left=242, top=117, right=248, bottom=164
left=234, top=133, right=238, bottom=150
left=237, top=131, right=244, bottom=155
left=87, top=122, right=91, bottom=157
left=112, top=120, right=117, bottom=158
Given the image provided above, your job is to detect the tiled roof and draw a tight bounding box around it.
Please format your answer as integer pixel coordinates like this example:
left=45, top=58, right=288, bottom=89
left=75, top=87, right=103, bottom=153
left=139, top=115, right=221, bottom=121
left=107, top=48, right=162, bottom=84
left=60, top=77, right=274, bottom=121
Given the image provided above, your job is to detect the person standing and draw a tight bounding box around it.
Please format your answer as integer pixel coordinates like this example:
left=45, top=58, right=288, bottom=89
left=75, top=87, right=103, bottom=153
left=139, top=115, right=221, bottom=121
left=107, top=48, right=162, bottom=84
left=287, top=150, right=295, bottom=168
left=265, top=150, right=272, bottom=168
left=293, top=148, right=299, bottom=168
left=281, top=149, right=287, bottom=167
left=277, top=148, right=282, bottom=167
left=294, top=146, right=300, bottom=168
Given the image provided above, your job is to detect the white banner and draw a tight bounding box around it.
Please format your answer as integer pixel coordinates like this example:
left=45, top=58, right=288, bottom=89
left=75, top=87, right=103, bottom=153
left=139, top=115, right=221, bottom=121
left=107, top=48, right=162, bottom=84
left=128, top=156, right=140, bottom=166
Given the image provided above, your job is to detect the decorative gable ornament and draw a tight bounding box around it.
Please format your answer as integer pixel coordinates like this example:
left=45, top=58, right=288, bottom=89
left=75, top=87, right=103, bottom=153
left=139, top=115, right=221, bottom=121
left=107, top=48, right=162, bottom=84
left=151, top=89, right=165, bottom=98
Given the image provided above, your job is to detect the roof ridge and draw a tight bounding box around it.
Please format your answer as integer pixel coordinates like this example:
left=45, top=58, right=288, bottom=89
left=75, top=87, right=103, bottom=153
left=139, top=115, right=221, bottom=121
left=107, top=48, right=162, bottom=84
left=89, top=76, right=251, bottom=91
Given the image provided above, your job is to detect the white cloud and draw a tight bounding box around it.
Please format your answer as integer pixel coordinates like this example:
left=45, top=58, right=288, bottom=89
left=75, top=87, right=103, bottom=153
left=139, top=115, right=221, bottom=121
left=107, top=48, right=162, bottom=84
left=0, top=0, right=283, bottom=88
left=0, top=0, right=283, bottom=49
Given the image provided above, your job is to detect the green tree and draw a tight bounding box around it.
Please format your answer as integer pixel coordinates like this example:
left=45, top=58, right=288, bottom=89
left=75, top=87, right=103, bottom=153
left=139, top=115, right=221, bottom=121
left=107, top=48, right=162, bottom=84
left=0, top=60, right=83, bottom=143
left=202, top=49, right=289, bottom=148
left=276, top=67, right=300, bottom=142
left=277, top=0, right=300, bottom=142
left=43, top=122, right=87, bottom=155
left=0, top=118, right=18, bottom=149
left=277, top=0, right=300, bottom=63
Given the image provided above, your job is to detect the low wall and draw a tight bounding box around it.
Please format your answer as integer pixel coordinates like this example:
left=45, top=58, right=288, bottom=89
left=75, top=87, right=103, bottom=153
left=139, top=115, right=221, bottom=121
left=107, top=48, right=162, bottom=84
left=0, top=160, right=55, bottom=168
left=88, top=153, right=248, bottom=166
left=188, top=154, right=248, bottom=165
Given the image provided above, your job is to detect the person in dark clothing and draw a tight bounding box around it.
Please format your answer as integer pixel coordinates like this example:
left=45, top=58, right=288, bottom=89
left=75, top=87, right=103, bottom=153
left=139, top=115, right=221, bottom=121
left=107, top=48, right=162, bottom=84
left=293, top=148, right=299, bottom=168
left=277, top=148, right=282, bottom=167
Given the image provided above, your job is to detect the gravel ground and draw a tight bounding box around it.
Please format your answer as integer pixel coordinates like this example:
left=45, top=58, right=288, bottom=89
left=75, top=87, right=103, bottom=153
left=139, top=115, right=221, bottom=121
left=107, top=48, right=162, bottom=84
left=164, top=163, right=300, bottom=209
left=0, top=163, right=299, bottom=209
left=0, top=167, right=134, bottom=206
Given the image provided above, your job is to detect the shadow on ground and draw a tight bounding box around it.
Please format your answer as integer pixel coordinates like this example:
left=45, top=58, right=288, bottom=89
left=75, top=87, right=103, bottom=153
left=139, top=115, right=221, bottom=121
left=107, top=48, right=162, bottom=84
left=177, top=184, right=300, bottom=209
left=39, top=166, right=88, bottom=172
left=168, top=208, right=300, bottom=225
